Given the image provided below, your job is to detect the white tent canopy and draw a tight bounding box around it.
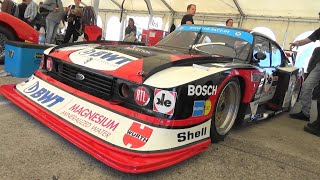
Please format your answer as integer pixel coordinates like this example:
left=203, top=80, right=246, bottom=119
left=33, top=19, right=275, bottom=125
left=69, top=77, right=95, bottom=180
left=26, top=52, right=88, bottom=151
left=27, top=0, right=319, bottom=48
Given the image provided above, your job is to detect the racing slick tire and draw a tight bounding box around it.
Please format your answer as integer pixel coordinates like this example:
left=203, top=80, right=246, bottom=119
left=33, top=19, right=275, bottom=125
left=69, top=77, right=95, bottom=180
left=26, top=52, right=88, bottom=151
left=211, top=78, right=241, bottom=143
left=0, top=26, right=17, bottom=64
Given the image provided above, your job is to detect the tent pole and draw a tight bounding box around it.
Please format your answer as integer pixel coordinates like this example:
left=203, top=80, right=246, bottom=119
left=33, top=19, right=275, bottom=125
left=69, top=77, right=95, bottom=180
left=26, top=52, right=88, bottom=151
left=92, top=0, right=100, bottom=17
left=110, top=0, right=122, bottom=9
left=281, top=20, right=290, bottom=49
left=232, top=0, right=245, bottom=16
left=144, top=0, right=153, bottom=29
left=239, top=15, right=244, bottom=28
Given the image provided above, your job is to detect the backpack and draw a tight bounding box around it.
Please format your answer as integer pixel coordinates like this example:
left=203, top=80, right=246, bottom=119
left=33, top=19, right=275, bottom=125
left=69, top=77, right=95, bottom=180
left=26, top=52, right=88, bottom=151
left=11, top=3, right=19, bottom=18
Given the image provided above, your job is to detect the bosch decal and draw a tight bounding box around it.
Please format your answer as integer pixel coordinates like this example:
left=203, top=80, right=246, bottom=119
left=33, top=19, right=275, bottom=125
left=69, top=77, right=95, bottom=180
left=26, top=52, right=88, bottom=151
left=134, top=86, right=150, bottom=106
left=192, top=100, right=212, bottom=117
left=153, top=89, right=177, bottom=115
left=69, top=49, right=138, bottom=71
left=188, top=85, right=218, bottom=96
left=123, top=122, right=153, bottom=148
left=177, top=127, right=207, bottom=142
left=23, top=81, right=65, bottom=107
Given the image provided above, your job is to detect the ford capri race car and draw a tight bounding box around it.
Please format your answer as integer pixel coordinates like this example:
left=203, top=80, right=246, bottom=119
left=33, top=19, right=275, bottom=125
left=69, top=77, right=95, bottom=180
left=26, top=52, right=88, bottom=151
left=0, top=25, right=302, bottom=173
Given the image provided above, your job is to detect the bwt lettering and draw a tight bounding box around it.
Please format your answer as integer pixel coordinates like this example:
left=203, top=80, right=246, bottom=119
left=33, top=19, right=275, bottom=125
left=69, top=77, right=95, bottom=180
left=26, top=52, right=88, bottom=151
left=188, top=85, right=218, bottom=96
left=24, top=82, right=65, bottom=107
left=78, top=49, right=133, bottom=65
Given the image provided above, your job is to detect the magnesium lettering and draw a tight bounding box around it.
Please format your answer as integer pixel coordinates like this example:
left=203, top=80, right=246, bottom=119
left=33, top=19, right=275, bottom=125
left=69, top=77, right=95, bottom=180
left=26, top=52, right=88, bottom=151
left=69, top=104, right=119, bottom=131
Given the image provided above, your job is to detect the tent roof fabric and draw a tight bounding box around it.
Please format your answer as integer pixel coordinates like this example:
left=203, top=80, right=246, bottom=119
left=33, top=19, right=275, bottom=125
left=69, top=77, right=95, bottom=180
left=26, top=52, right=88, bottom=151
left=32, top=0, right=319, bottom=20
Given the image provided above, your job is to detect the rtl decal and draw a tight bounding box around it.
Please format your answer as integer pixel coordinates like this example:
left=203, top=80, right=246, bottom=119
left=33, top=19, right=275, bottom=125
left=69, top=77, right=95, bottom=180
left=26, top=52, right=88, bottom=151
left=153, top=88, right=177, bottom=115
left=134, top=86, right=150, bottom=106
left=123, top=122, right=153, bottom=148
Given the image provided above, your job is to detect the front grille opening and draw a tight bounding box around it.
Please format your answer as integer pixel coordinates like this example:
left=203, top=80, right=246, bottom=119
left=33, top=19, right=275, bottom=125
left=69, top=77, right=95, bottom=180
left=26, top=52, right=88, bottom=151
left=48, top=59, right=115, bottom=100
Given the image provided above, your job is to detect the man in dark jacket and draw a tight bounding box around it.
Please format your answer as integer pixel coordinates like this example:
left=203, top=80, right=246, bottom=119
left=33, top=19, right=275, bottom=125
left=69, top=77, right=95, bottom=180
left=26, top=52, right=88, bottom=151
left=181, top=4, right=196, bottom=25
left=289, top=27, right=320, bottom=136
left=18, top=0, right=27, bottom=21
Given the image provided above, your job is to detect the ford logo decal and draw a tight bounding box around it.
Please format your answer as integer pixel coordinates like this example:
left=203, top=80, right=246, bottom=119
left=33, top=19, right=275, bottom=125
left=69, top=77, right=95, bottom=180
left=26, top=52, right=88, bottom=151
left=75, top=73, right=85, bottom=80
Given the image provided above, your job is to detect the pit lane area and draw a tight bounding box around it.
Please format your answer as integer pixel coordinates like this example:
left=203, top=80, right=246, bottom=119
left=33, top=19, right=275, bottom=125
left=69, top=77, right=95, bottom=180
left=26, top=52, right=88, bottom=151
left=0, top=65, right=319, bottom=179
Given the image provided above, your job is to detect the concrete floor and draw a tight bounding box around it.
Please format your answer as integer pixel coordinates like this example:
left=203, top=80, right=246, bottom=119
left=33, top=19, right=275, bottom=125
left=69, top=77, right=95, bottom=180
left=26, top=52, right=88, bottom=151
left=0, top=66, right=320, bottom=179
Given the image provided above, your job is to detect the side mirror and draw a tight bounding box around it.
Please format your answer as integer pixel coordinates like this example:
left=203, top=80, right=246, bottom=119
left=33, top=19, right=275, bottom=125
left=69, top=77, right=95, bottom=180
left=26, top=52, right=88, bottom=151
left=254, top=52, right=266, bottom=61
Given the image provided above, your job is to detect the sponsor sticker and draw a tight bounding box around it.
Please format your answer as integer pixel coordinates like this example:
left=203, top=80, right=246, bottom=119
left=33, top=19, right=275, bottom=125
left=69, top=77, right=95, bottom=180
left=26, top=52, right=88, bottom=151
left=153, top=89, right=177, bottom=115
left=69, top=49, right=138, bottom=71
left=192, top=101, right=205, bottom=117
left=251, top=72, right=263, bottom=82
left=177, top=25, right=253, bottom=43
left=188, top=85, right=218, bottom=96
left=23, top=81, right=65, bottom=108
left=235, top=32, right=242, bottom=36
left=124, top=46, right=151, bottom=55
left=177, top=127, right=207, bottom=142
left=123, top=122, right=153, bottom=148
left=263, top=74, right=273, bottom=92
left=192, top=100, right=212, bottom=117
left=16, top=76, right=211, bottom=151
left=204, top=100, right=212, bottom=115
left=134, top=86, right=150, bottom=106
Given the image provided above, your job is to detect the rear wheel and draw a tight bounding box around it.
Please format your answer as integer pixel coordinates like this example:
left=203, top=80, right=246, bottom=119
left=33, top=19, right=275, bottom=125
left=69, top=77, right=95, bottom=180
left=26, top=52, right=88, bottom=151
left=289, top=75, right=302, bottom=110
left=211, top=78, right=241, bottom=143
left=0, top=26, right=17, bottom=64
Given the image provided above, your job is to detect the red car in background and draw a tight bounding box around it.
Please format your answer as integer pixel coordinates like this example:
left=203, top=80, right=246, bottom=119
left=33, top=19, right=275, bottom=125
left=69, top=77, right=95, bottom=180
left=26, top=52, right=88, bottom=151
left=0, top=12, right=39, bottom=64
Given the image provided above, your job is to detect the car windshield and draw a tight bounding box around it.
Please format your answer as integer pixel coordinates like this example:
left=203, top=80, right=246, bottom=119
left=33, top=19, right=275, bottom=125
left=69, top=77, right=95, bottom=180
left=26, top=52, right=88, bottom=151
left=155, top=25, right=253, bottom=60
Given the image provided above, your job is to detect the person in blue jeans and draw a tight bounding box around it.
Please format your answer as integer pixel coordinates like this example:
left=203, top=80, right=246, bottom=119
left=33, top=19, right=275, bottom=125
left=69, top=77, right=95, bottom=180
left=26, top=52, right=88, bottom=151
left=289, top=27, right=320, bottom=136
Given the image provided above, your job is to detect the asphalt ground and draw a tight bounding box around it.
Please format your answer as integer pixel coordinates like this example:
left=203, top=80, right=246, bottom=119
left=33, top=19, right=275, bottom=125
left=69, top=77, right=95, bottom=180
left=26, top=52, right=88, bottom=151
left=0, top=65, right=319, bottom=179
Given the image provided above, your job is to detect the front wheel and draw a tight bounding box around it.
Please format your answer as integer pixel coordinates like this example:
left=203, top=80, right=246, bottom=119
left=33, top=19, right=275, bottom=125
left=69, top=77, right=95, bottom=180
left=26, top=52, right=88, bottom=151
left=211, top=78, right=241, bottom=143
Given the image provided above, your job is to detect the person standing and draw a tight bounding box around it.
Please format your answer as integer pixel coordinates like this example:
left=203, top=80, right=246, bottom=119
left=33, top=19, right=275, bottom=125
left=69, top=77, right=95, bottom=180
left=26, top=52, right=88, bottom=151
left=289, top=27, right=320, bottom=122
left=41, top=0, right=64, bottom=44
left=63, top=0, right=83, bottom=43
left=1, top=0, right=14, bottom=14
left=304, top=97, right=320, bottom=136
left=124, top=18, right=137, bottom=36
left=18, top=0, right=27, bottom=21
left=181, top=4, right=196, bottom=25
left=24, top=0, right=38, bottom=27
left=226, top=19, right=233, bottom=27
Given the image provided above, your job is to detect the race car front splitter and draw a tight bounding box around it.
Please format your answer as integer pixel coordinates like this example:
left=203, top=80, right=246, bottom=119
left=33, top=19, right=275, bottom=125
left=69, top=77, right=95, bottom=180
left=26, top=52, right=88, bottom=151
left=0, top=74, right=211, bottom=173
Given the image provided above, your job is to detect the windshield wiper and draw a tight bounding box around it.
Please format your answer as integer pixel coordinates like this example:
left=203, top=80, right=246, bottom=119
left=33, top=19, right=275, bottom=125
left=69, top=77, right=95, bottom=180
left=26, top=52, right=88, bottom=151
left=189, top=28, right=203, bottom=54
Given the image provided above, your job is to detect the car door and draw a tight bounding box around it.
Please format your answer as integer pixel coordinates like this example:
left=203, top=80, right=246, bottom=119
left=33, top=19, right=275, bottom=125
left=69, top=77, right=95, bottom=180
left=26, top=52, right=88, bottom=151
left=270, top=42, right=301, bottom=109
left=252, top=36, right=277, bottom=104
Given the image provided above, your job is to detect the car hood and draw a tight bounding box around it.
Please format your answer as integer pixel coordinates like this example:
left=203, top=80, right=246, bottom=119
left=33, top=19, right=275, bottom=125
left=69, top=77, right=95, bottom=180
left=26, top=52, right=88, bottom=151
left=50, top=44, right=233, bottom=84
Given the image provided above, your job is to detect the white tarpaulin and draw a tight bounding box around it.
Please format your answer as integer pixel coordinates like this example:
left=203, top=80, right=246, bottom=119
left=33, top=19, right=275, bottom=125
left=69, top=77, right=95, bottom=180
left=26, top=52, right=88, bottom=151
left=24, top=0, right=319, bottom=48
